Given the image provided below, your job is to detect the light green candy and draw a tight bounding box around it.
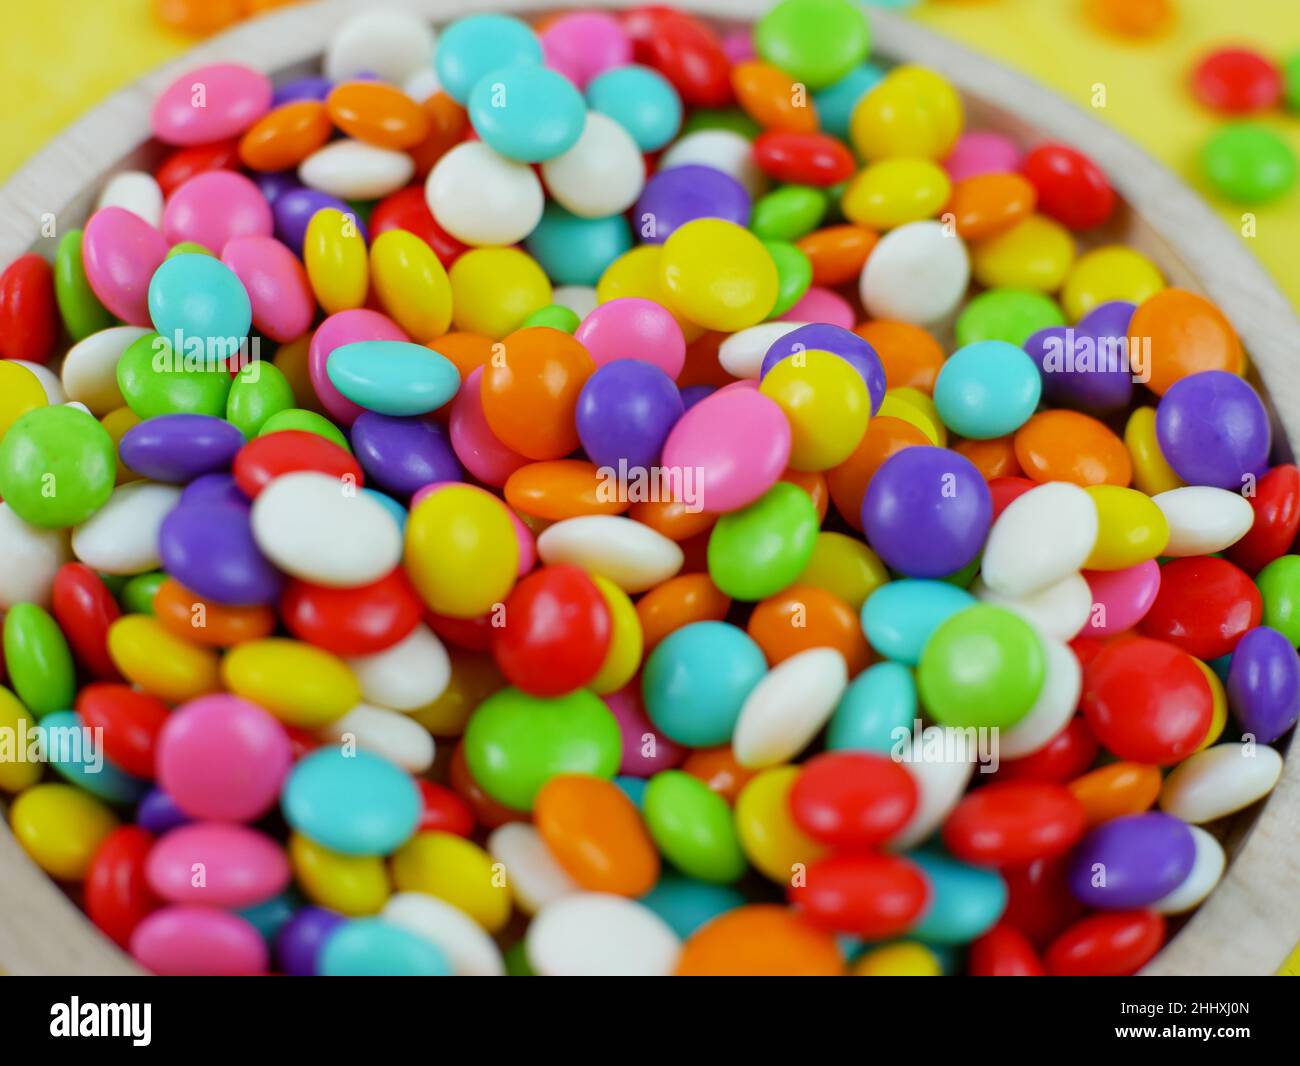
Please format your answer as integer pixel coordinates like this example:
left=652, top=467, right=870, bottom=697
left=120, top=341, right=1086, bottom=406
left=521, top=305, right=581, bottom=333
left=116, top=332, right=232, bottom=419
left=1201, top=123, right=1298, bottom=205
left=751, top=185, right=828, bottom=242
left=121, top=571, right=167, bottom=616
left=643, top=771, right=747, bottom=884
left=228, top=361, right=295, bottom=438
left=754, top=0, right=872, bottom=90
left=166, top=241, right=214, bottom=259
left=0, top=405, right=116, bottom=528
left=764, top=240, right=813, bottom=319
left=956, top=288, right=1065, bottom=348
left=1257, top=555, right=1300, bottom=646
left=54, top=229, right=114, bottom=341
left=2, top=604, right=75, bottom=718
left=259, top=408, right=352, bottom=452
left=708, top=481, right=819, bottom=601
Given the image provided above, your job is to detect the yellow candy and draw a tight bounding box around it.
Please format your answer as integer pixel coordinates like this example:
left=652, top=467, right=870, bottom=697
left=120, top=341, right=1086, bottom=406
left=1194, top=659, right=1228, bottom=752
left=589, top=575, right=643, bottom=694
left=660, top=219, right=778, bottom=333
left=841, top=158, right=951, bottom=230
left=760, top=350, right=870, bottom=470
left=408, top=651, right=505, bottom=735
left=1083, top=485, right=1170, bottom=570
left=370, top=229, right=453, bottom=342
left=849, top=65, right=963, bottom=162
left=852, top=941, right=944, bottom=976
left=391, top=831, right=510, bottom=933
left=100, top=407, right=144, bottom=484
left=221, top=638, right=359, bottom=727
left=449, top=247, right=551, bottom=339
left=972, top=215, right=1076, bottom=293
left=304, top=207, right=368, bottom=314
left=1061, top=245, right=1164, bottom=322
left=9, top=783, right=118, bottom=880
left=0, top=686, right=41, bottom=793
left=798, top=532, right=890, bottom=611
left=734, top=766, right=827, bottom=883
left=405, top=484, right=518, bottom=618
left=596, top=244, right=704, bottom=342
left=0, top=360, right=47, bottom=437
left=1124, top=406, right=1183, bottom=497
left=290, top=832, right=390, bottom=915
left=879, top=387, right=944, bottom=445
left=107, top=615, right=220, bottom=703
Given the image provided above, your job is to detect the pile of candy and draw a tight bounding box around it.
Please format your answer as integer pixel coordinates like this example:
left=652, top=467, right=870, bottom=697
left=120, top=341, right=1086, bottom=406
left=0, top=0, right=1296, bottom=977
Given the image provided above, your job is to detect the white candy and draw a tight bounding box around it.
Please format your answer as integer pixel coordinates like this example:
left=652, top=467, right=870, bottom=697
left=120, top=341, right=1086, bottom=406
left=96, top=170, right=163, bottom=228
left=860, top=221, right=969, bottom=325
left=382, top=892, right=504, bottom=976
left=324, top=8, right=437, bottom=84
left=553, top=285, right=598, bottom=321
left=1158, top=742, right=1283, bottom=824
left=71, top=482, right=182, bottom=575
left=426, top=141, right=544, bottom=247
left=0, top=503, right=70, bottom=609
left=717, top=322, right=808, bottom=380
left=972, top=572, right=1091, bottom=641
left=251, top=471, right=401, bottom=587
left=12, top=361, right=66, bottom=405
left=345, top=624, right=450, bottom=712
left=402, top=66, right=440, bottom=104
left=889, top=726, right=976, bottom=850
left=732, top=648, right=848, bottom=768
left=1154, top=486, right=1254, bottom=556
left=542, top=112, right=644, bottom=219
left=316, top=703, right=435, bottom=773
left=299, top=139, right=414, bottom=200
left=659, top=129, right=768, bottom=199
left=61, top=327, right=147, bottom=415
left=537, top=516, right=683, bottom=593
left=981, top=482, right=1098, bottom=597
left=1150, top=826, right=1225, bottom=915
left=487, top=823, right=579, bottom=915
left=526, top=893, right=680, bottom=977
left=998, top=635, right=1082, bottom=759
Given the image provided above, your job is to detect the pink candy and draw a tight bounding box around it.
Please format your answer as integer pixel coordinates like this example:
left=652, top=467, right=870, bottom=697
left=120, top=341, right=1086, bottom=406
left=150, top=63, right=273, bottom=147
left=163, top=171, right=273, bottom=252
left=221, top=236, right=314, bottom=342
left=540, top=11, right=632, bottom=88
left=1084, top=560, right=1163, bottom=637
left=309, top=308, right=409, bottom=426
left=574, top=297, right=686, bottom=377
left=943, top=130, right=1022, bottom=182
left=130, top=906, right=269, bottom=976
left=449, top=366, right=530, bottom=486
left=145, top=823, right=290, bottom=907
left=783, top=286, right=854, bottom=329
left=81, top=207, right=169, bottom=327
left=606, top=684, right=685, bottom=776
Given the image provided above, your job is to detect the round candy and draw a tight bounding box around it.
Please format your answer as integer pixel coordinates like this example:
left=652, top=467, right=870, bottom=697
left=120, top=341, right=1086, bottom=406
left=0, top=405, right=116, bottom=528
left=283, top=747, right=420, bottom=856
left=468, top=64, right=586, bottom=163
left=1021, top=143, right=1115, bottom=230
left=660, top=219, right=777, bottom=332
left=1192, top=48, right=1283, bottom=113
left=708, top=482, right=819, bottom=601
left=574, top=297, right=686, bottom=377
left=1155, top=370, right=1270, bottom=490
left=860, top=220, right=969, bottom=325
left=576, top=359, right=683, bottom=471
left=1226, top=625, right=1300, bottom=742
left=542, top=112, right=645, bottom=219
left=1140, top=556, right=1260, bottom=660
left=435, top=13, right=543, bottom=104
left=642, top=770, right=746, bottom=884
left=1067, top=812, right=1196, bottom=909
left=789, top=751, right=916, bottom=847
left=326, top=341, right=460, bottom=417
left=1201, top=122, right=1298, bottom=204
left=586, top=64, right=683, bottom=151
left=934, top=340, right=1042, bottom=439
left=759, top=350, right=870, bottom=471
left=633, top=165, right=751, bottom=243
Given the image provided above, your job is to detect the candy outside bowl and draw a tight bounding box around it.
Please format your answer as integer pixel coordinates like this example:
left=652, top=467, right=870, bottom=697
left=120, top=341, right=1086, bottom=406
left=1, top=0, right=1298, bottom=978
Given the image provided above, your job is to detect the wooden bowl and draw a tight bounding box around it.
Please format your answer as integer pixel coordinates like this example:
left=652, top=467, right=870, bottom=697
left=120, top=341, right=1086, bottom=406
left=1, top=0, right=1297, bottom=977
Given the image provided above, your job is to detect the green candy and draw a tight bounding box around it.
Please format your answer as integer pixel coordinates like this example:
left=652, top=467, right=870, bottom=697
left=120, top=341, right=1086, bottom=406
left=764, top=240, right=813, bottom=318
left=1201, top=123, right=1298, bottom=205
left=1257, top=555, right=1300, bottom=646
left=1286, top=52, right=1300, bottom=113
left=2, top=604, right=75, bottom=718
left=462, top=687, right=621, bottom=811
left=680, top=108, right=761, bottom=140
left=344, top=199, right=375, bottom=225
left=259, top=408, right=352, bottom=451
left=751, top=185, right=827, bottom=242
left=54, top=229, right=114, bottom=341
left=917, top=604, right=1045, bottom=729
left=166, top=241, right=214, bottom=259
left=521, top=304, right=581, bottom=333
left=754, top=0, right=871, bottom=90
left=117, top=332, right=232, bottom=419
left=643, top=771, right=747, bottom=884
left=0, top=405, right=116, bottom=528
left=121, top=571, right=166, bottom=616
left=228, top=361, right=295, bottom=438
left=504, top=940, right=535, bottom=976
left=708, top=482, right=819, bottom=601
left=956, top=288, right=1065, bottom=348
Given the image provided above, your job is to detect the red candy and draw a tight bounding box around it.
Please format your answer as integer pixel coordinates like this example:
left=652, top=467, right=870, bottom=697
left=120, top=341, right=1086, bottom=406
left=968, top=923, right=1047, bottom=976
left=232, top=430, right=364, bottom=498
left=449, top=740, right=526, bottom=829
left=626, top=7, right=732, bottom=107
left=1002, top=856, right=1085, bottom=949
left=0, top=253, right=58, bottom=363
left=370, top=185, right=467, bottom=267
left=1140, top=556, right=1262, bottom=660
left=76, top=684, right=171, bottom=780
left=416, top=779, right=476, bottom=837
left=989, top=476, right=1037, bottom=520
left=788, top=751, right=916, bottom=847
left=51, top=563, right=122, bottom=681
left=996, top=715, right=1100, bottom=784
left=426, top=610, right=495, bottom=652
left=1081, top=637, right=1212, bottom=764
left=1021, top=143, right=1115, bottom=230
left=280, top=568, right=424, bottom=656
left=942, top=781, right=1087, bottom=866
left=752, top=131, right=857, bottom=186
left=154, top=138, right=240, bottom=198
left=1191, top=48, right=1284, bottom=114
left=789, top=852, right=930, bottom=939
left=1227, top=463, right=1300, bottom=574
left=1045, top=911, right=1166, bottom=976
left=85, top=827, right=159, bottom=949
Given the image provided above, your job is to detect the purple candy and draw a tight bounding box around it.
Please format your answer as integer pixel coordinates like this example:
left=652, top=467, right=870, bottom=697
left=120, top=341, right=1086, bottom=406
left=680, top=385, right=715, bottom=411
left=137, top=787, right=190, bottom=835
left=119, top=414, right=246, bottom=483
left=180, top=472, right=249, bottom=510
left=633, top=165, right=751, bottom=244
left=1227, top=625, right=1300, bottom=742
left=272, top=76, right=333, bottom=106
left=158, top=502, right=283, bottom=605
left=1066, top=812, right=1196, bottom=909
left=576, top=359, right=685, bottom=471
left=1024, top=303, right=1134, bottom=414
left=275, top=906, right=347, bottom=977
left=1155, top=370, right=1271, bottom=490
left=861, top=447, right=992, bottom=578
left=350, top=413, right=462, bottom=498
left=274, top=187, right=369, bottom=255
left=1077, top=299, right=1136, bottom=339
left=254, top=171, right=300, bottom=205
left=760, top=323, right=886, bottom=414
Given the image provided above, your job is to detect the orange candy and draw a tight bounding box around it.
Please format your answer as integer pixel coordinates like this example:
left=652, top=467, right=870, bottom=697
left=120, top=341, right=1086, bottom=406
left=409, top=92, right=470, bottom=177
left=153, top=578, right=277, bottom=648
left=1015, top=410, right=1132, bottom=486
left=628, top=497, right=718, bottom=542
left=781, top=469, right=829, bottom=522
left=682, top=746, right=757, bottom=804
left=1087, top=0, right=1174, bottom=37
left=1068, top=762, right=1163, bottom=827
left=747, top=584, right=871, bottom=673
left=635, top=574, right=732, bottom=652
left=944, top=172, right=1037, bottom=240
left=675, top=904, right=846, bottom=976
left=481, top=327, right=594, bottom=460
left=326, top=81, right=433, bottom=150
left=853, top=320, right=947, bottom=394
left=730, top=61, right=819, bottom=133
left=676, top=331, right=735, bottom=389
left=826, top=416, right=931, bottom=530
left=238, top=101, right=332, bottom=172
left=955, top=435, right=1022, bottom=481
left=154, top=0, right=241, bottom=34
left=533, top=775, right=660, bottom=897
left=795, top=225, right=879, bottom=286
left=503, top=460, right=629, bottom=520
left=429, top=331, right=495, bottom=379
left=1128, top=288, right=1244, bottom=396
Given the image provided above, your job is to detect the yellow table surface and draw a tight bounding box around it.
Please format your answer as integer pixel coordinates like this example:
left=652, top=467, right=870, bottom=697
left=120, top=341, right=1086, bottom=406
left=1, top=0, right=1298, bottom=308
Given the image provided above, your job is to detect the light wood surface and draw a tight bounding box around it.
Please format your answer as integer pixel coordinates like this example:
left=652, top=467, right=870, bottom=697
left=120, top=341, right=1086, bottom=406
left=1, top=0, right=1296, bottom=977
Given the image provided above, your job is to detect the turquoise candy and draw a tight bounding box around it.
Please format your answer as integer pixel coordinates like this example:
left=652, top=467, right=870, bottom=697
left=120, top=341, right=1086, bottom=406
left=525, top=203, right=633, bottom=287
left=638, top=871, right=745, bottom=939
left=933, top=340, right=1042, bottom=440
left=907, top=851, right=1008, bottom=945
left=236, top=892, right=299, bottom=942
left=586, top=64, right=683, bottom=152
left=435, top=14, right=543, bottom=104
left=282, top=748, right=421, bottom=856
left=326, top=340, right=461, bottom=416
left=319, top=918, right=452, bottom=976
left=362, top=488, right=408, bottom=534
left=36, top=710, right=150, bottom=804
left=147, top=254, right=252, bottom=348
left=469, top=63, right=586, bottom=163
left=615, top=775, right=648, bottom=808
left=813, top=63, right=887, bottom=140
left=826, top=661, right=918, bottom=752
left=860, top=580, right=977, bottom=666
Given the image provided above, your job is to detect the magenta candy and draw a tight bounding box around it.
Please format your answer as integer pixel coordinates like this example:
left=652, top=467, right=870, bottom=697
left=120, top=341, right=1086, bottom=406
left=541, top=11, right=632, bottom=88
left=448, top=366, right=530, bottom=486
left=721, top=29, right=757, bottom=64
left=943, top=130, right=1021, bottom=182
left=130, top=905, right=269, bottom=975
left=309, top=309, right=409, bottom=426
left=221, top=235, right=314, bottom=343
left=151, top=63, right=273, bottom=146
left=606, top=684, right=685, bottom=776
left=782, top=286, right=854, bottom=329
left=145, top=822, right=290, bottom=907
left=163, top=171, right=274, bottom=252
left=574, top=297, right=686, bottom=376
left=81, top=207, right=169, bottom=326
left=1083, top=561, right=1162, bottom=637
